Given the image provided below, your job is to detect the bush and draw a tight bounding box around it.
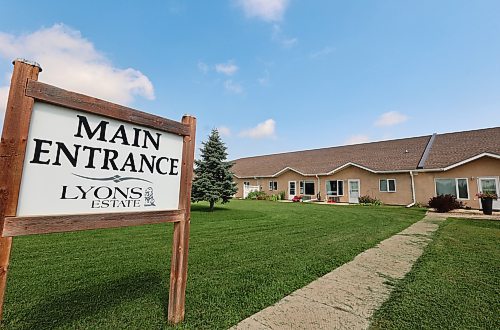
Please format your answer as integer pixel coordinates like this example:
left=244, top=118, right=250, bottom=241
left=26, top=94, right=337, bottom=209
left=246, top=190, right=268, bottom=200
left=428, top=194, right=463, bottom=213
left=358, top=195, right=382, bottom=206
left=279, top=191, right=286, bottom=200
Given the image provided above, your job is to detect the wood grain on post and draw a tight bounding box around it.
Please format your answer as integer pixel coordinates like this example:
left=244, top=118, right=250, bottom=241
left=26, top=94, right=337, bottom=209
left=168, top=115, right=196, bottom=324
left=0, top=59, right=41, bottom=319
left=2, top=209, right=185, bottom=237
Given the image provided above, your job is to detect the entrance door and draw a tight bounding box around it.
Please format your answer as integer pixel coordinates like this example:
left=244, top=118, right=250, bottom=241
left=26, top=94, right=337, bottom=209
left=288, top=181, right=296, bottom=200
left=478, top=177, right=500, bottom=210
left=348, top=179, right=360, bottom=203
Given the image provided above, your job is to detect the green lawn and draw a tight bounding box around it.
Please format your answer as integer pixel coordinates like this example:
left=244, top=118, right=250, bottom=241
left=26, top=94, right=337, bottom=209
left=3, top=200, right=425, bottom=329
left=370, top=218, right=500, bottom=330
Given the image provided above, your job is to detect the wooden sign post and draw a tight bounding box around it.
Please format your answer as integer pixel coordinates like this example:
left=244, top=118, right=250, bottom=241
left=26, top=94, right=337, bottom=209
left=0, top=59, right=196, bottom=324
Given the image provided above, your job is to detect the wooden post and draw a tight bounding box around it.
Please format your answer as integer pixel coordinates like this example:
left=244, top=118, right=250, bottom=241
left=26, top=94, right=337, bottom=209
left=0, top=59, right=41, bottom=319
left=168, top=115, right=196, bottom=324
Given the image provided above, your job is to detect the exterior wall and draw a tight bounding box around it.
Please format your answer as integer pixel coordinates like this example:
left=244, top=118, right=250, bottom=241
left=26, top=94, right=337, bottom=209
left=234, top=157, right=500, bottom=208
left=414, top=157, right=500, bottom=209
left=233, top=171, right=309, bottom=199
left=273, top=171, right=309, bottom=199
left=319, top=167, right=413, bottom=205
left=233, top=177, right=261, bottom=198
left=235, top=166, right=413, bottom=205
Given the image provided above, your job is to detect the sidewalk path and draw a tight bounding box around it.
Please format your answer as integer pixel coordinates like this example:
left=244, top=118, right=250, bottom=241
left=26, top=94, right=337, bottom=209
left=231, top=213, right=445, bottom=330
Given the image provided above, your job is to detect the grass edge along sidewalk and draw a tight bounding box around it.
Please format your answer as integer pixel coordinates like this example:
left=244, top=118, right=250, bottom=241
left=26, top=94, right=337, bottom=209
left=370, top=217, right=500, bottom=330
left=232, top=212, right=443, bottom=329
left=2, top=201, right=425, bottom=329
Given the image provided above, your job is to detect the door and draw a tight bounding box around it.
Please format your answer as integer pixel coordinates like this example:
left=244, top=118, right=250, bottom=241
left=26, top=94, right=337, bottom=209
left=478, top=177, right=500, bottom=210
left=348, top=179, right=360, bottom=203
left=288, top=181, right=296, bottom=200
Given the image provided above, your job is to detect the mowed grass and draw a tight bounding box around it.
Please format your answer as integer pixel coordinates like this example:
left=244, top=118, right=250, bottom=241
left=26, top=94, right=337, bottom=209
left=370, top=218, right=500, bottom=330
left=3, top=200, right=425, bottom=329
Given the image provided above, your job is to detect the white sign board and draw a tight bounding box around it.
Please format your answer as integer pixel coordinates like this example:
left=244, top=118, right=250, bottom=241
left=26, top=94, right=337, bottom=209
left=17, top=102, right=184, bottom=216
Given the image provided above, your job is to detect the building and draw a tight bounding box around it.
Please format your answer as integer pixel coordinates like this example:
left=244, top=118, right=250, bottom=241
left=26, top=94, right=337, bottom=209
left=231, top=127, right=500, bottom=210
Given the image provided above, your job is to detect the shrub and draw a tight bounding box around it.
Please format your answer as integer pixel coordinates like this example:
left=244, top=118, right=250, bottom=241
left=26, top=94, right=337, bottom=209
left=358, top=195, right=382, bottom=206
left=428, top=194, right=463, bottom=213
left=246, top=190, right=268, bottom=200
left=279, top=191, right=286, bottom=200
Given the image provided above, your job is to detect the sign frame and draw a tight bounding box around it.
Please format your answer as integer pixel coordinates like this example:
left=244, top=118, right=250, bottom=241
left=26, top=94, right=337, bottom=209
left=0, top=59, right=196, bottom=324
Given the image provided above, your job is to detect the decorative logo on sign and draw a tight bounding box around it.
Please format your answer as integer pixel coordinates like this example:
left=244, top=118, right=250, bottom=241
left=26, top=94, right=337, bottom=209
left=144, top=187, right=156, bottom=207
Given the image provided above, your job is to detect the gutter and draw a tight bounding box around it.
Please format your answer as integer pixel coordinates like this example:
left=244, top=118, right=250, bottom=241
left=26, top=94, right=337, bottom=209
left=406, top=170, right=416, bottom=208
left=315, top=174, right=321, bottom=200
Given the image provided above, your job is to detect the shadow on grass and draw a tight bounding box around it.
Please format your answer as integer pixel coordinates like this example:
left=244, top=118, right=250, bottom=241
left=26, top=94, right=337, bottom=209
left=191, top=204, right=232, bottom=213
left=19, top=272, right=165, bottom=330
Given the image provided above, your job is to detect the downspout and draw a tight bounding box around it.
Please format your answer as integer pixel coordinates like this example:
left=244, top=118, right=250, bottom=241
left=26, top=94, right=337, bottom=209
left=406, top=170, right=416, bottom=208
left=315, top=175, right=321, bottom=201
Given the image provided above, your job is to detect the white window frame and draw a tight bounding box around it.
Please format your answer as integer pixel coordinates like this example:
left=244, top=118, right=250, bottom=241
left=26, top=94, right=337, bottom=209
left=434, top=177, right=470, bottom=200
left=326, top=180, right=344, bottom=196
left=269, top=181, right=278, bottom=191
left=303, top=180, right=315, bottom=196
left=379, top=179, right=396, bottom=193
left=288, top=181, right=296, bottom=197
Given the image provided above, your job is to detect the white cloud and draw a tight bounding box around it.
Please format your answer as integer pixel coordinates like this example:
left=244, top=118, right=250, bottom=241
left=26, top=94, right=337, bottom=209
left=281, top=37, right=298, bottom=48
left=197, top=61, right=209, bottom=74
left=0, top=24, right=154, bottom=107
left=309, top=46, right=335, bottom=59
left=374, top=111, right=409, bottom=127
left=258, top=69, right=270, bottom=86
left=239, top=119, right=276, bottom=139
left=272, top=24, right=298, bottom=48
left=345, top=134, right=371, bottom=145
left=217, top=126, right=231, bottom=137
left=224, top=80, right=243, bottom=94
left=215, top=61, right=239, bottom=76
left=236, top=0, right=289, bottom=22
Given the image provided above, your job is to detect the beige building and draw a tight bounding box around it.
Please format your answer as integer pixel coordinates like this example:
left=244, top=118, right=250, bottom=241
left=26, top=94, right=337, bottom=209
left=232, top=127, right=500, bottom=210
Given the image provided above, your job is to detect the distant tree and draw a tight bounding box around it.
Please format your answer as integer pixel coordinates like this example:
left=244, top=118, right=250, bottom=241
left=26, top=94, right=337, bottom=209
left=191, top=129, right=238, bottom=211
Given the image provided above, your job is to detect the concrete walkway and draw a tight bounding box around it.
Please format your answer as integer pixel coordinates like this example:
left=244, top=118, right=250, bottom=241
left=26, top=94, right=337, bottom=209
left=231, top=213, right=445, bottom=330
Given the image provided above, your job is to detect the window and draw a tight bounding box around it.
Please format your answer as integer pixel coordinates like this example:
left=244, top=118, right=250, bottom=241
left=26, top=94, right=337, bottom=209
left=457, top=179, right=468, bottom=199
left=326, top=180, right=344, bottom=196
left=435, top=178, right=469, bottom=199
left=380, top=179, right=396, bottom=192
left=243, top=181, right=250, bottom=187
left=269, top=181, right=278, bottom=191
left=299, top=181, right=304, bottom=194
left=304, top=181, right=315, bottom=195
left=289, top=181, right=296, bottom=195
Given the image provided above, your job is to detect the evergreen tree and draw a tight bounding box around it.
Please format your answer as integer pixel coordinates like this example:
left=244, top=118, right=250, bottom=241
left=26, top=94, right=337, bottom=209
left=191, top=129, right=238, bottom=211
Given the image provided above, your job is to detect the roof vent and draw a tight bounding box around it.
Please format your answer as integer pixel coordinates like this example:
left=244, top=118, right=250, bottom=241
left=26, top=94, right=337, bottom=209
left=405, top=149, right=409, bottom=153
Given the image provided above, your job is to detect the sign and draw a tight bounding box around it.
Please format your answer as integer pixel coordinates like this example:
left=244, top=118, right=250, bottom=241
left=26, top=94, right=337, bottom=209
left=18, top=102, right=184, bottom=216
left=0, top=59, right=195, bottom=325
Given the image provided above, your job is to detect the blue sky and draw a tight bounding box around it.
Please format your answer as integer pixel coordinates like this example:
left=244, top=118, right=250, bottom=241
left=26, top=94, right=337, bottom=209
left=1, top=0, right=499, bottom=160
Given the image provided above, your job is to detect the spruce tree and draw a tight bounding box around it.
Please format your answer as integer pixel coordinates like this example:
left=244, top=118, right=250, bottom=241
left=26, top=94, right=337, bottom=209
left=191, top=129, right=238, bottom=211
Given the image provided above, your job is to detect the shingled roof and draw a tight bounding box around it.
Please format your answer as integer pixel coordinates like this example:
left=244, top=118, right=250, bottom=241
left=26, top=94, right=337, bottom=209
left=231, top=127, right=500, bottom=178
left=423, top=127, right=500, bottom=169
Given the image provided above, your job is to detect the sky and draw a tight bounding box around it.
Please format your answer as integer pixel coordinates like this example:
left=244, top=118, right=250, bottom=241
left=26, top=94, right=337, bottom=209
left=1, top=0, right=499, bottom=160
